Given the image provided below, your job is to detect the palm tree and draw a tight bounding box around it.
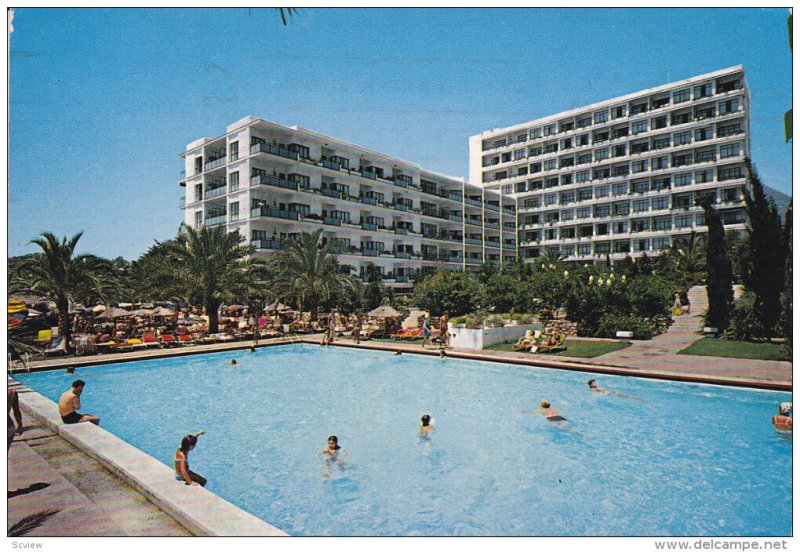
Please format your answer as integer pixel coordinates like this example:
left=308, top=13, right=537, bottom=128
left=18, top=232, right=113, bottom=349
left=165, top=226, right=261, bottom=334
left=268, top=229, right=359, bottom=320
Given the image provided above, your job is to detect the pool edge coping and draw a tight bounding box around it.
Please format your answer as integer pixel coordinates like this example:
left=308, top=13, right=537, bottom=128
left=12, top=386, right=288, bottom=537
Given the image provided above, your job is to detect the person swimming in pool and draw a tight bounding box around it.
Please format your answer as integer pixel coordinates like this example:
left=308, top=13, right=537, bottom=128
left=772, top=402, right=792, bottom=432
left=317, top=435, right=348, bottom=478
left=587, top=379, right=640, bottom=400
left=419, top=414, right=435, bottom=437
left=531, top=400, right=571, bottom=430
left=174, top=431, right=207, bottom=486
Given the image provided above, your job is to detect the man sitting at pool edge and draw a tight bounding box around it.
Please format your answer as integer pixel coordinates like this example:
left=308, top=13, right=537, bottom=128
left=59, top=380, right=100, bottom=425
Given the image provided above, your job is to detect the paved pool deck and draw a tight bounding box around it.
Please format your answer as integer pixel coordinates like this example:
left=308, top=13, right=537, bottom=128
left=8, top=321, right=791, bottom=536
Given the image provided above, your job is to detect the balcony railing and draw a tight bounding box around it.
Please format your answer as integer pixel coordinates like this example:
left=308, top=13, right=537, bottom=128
left=394, top=203, right=408, bottom=212
left=465, top=197, right=483, bottom=208
left=465, top=238, right=483, bottom=245
left=394, top=252, right=411, bottom=259
left=324, top=217, right=343, bottom=226
left=321, top=188, right=342, bottom=199
left=250, top=207, right=300, bottom=220
left=486, top=241, right=501, bottom=248
left=465, top=219, right=482, bottom=226
left=395, top=227, right=408, bottom=236
left=204, top=214, right=227, bottom=227
left=449, top=214, right=463, bottom=222
left=360, top=169, right=377, bottom=180
left=250, top=142, right=299, bottom=160
left=251, top=238, right=283, bottom=250
left=205, top=185, right=227, bottom=199
left=205, top=156, right=227, bottom=171
left=361, top=196, right=378, bottom=206
left=393, top=178, right=409, bottom=188
left=251, top=174, right=299, bottom=191
left=361, top=249, right=379, bottom=257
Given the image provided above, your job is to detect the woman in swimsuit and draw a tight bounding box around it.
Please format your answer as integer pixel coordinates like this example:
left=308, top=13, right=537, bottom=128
left=772, top=402, right=792, bottom=432
left=174, top=431, right=207, bottom=486
left=534, top=400, right=570, bottom=430
left=317, top=435, right=348, bottom=478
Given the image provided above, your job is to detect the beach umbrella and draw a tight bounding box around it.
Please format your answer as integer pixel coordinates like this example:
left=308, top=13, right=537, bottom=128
left=118, top=303, right=134, bottom=309
left=95, top=307, right=132, bottom=320
left=265, top=301, right=289, bottom=312
left=91, top=305, right=107, bottom=313
left=368, top=305, right=402, bottom=318
left=153, top=307, right=176, bottom=317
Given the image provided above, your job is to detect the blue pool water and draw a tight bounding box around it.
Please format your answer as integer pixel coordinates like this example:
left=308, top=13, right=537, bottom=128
left=17, top=344, right=791, bottom=536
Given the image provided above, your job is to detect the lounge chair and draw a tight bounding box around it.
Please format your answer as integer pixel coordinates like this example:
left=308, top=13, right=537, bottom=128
left=391, top=327, right=423, bottom=340
left=43, top=335, right=68, bottom=356
left=126, top=338, right=148, bottom=351
left=35, top=329, right=53, bottom=344
left=513, top=330, right=535, bottom=351
left=142, top=332, right=162, bottom=349
left=159, top=334, right=178, bottom=347
left=210, top=332, right=235, bottom=342
left=532, top=333, right=567, bottom=354
left=177, top=334, right=195, bottom=345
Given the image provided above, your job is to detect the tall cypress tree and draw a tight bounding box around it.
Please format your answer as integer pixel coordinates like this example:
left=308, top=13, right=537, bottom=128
left=742, top=159, right=786, bottom=338
left=700, top=199, right=733, bottom=329
left=779, top=201, right=792, bottom=353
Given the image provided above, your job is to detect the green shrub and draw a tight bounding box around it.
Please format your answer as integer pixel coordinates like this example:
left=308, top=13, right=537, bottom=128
left=724, top=292, right=765, bottom=340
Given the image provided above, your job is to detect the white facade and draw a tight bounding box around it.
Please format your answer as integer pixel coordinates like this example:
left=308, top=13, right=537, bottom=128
left=180, top=117, right=518, bottom=289
left=469, top=66, right=750, bottom=262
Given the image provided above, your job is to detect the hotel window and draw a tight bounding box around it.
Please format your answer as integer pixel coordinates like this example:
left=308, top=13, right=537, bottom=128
left=530, top=163, right=542, bottom=173
left=229, top=141, right=239, bottom=161
left=675, top=214, right=693, bottom=228
left=722, top=188, right=741, bottom=202
left=635, top=239, right=650, bottom=251
left=613, top=144, right=627, bottom=157
left=229, top=171, right=239, bottom=191
left=577, top=188, right=593, bottom=201
left=670, top=154, right=690, bottom=168
left=577, top=134, right=589, bottom=146
left=696, top=149, right=716, bottom=163
left=671, top=112, right=691, bottom=126
left=494, top=139, right=507, bottom=148
left=596, top=224, right=609, bottom=236
left=674, top=173, right=692, bottom=187
left=652, top=197, right=669, bottom=210
left=631, top=102, right=648, bottom=115
left=494, top=171, right=507, bottom=181
left=652, top=177, right=671, bottom=190
left=595, top=242, right=611, bottom=254
left=651, top=116, right=667, bottom=130
left=544, top=143, right=558, bottom=154
left=653, top=217, right=671, bottom=231
left=562, top=209, right=575, bottom=221
left=544, top=124, right=557, bottom=136
left=529, top=146, right=543, bottom=157
left=545, top=193, right=558, bottom=206
left=560, top=192, right=575, bottom=204
left=561, top=244, right=575, bottom=256
left=632, top=160, right=648, bottom=173
left=722, top=211, right=746, bottom=225
left=720, top=143, right=741, bottom=159
left=632, top=180, right=649, bottom=194
left=594, top=110, right=609, bottom=124
left=502, top=152, right=512, bottom=163
left=524, top=197, right=541, bottom=208
left=194, top=211, right=203, bottom=227
left=517, top=134, right=527, bottom=143
left=693, top=83, right=713, bottom=99
left=613, top=164, right=630, bottom=177
left=652, top=156, right=669, bottom=170
left=633, top=200, right=649, bottom=212
left=652, top=136, right=671, bottom=150
left=695, top=169, right=713, bottom=183
left=561, top=138, right=573, bottom=150
left=545, top=177, right=559, bottom=188
left=612, top=105, right=627, bottom=119
left=614, top=241, right=631, bottom=253
left=614, top=203, right=630, bottom=216
left=577, top=207, right=591, bottom=219
left=515, top=182, right=526, bottom=193
left=718, top=166, right=743, bottom=181
left=674, top=131, right=692, bottom=146
left=514, top=148, right=526, bottom=160
left=531, top=128, right=542, bottom=139
left=559, top=122, right=574, bottom=133
left=518, top=166, right=528, bottom=177
left=613, top=221, right=629, bottom=233
left=718, top=123, right=741, bottom=137
left=528, top=180, right=543, bottom=190
left=194, top=183, right=203, bottom=202
left=593, top=168, right=610, bottom=180
left=229, top=201, right=239, bottom=222
left=653, top=237, right=671, bottom=250
left=578, top=153, right=592, bottom=165
left=631, top=120, right=648, bottom=134
left=561, top=173, right=574, bottom=185
left=577, top=171, right=590, bottom=183
left=578, top=243, right=592, bottom=255
left=612, top=182, right=628, bottom=195
left=594, top=205, right=611, bottom=218
left=595, top=148, right=609, bottom=161
left=695, top=127, right=714, bottom=141
left=695, top=212, right=706, bottom=226
left=502, top=184, right=513, bottom=195
left=577, top=116, right=592, bottom=128
left=719, top=98, right=740, bottom=115
left=673, top=88, right=690, bottom=103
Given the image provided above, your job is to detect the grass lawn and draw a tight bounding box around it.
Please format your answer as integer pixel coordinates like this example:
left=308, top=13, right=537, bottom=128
left=678, top=337, right=789, bottom=361
left=484, top=338, right=631, bottom=358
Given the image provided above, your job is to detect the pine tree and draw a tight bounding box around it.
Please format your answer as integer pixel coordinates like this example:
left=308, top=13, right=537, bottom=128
left=700, top=199, right=733, bottom=329
left=742, top=159, right=786, bottom=338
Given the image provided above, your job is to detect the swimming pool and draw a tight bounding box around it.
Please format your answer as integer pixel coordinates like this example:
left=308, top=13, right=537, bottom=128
left=17, top=344, right=791, bottom=536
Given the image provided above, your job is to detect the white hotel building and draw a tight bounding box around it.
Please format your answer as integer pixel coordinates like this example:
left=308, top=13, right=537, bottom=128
left=469, top=66, right=750, bottom=262
left=180, top=117, right=518, bottom=290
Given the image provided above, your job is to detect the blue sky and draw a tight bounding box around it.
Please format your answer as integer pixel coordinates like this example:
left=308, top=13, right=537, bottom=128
left=8, top=7, right=793, bottom=260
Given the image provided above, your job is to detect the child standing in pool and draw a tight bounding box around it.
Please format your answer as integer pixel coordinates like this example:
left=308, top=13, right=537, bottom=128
left=419, top=414, right=435, bottom=437
left=317, top=435, right=348, bottom=478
